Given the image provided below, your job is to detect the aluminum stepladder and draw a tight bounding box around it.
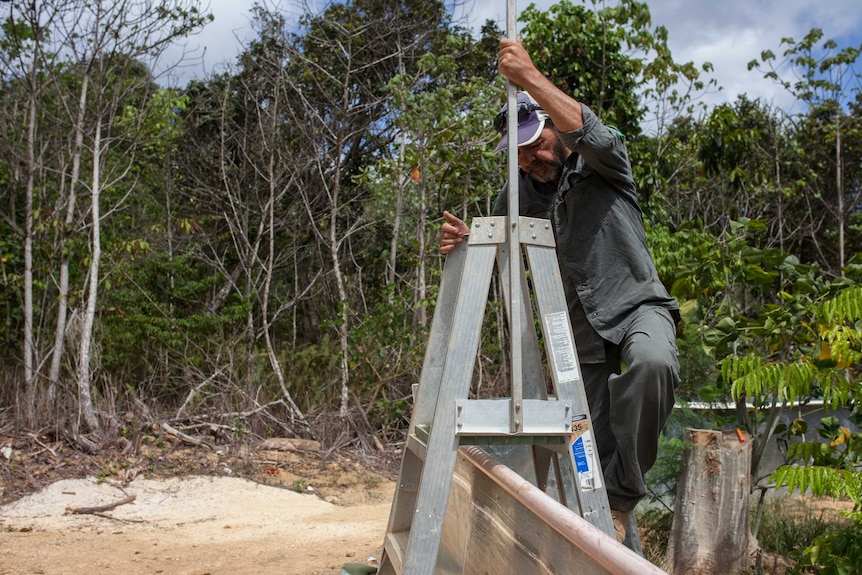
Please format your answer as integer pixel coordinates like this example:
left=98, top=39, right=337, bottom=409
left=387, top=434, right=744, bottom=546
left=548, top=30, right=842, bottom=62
left=377, top=215, right=616, bottom=575
left=377, top=5, right=612, bottom=571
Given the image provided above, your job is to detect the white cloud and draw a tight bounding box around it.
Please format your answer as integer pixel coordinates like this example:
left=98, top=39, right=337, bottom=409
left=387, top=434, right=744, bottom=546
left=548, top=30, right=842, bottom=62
left=164, top=0, right=862, bottom=112
left=456, top=0, right=862, bottom=110
left=648, top=0, right=862, bottom=109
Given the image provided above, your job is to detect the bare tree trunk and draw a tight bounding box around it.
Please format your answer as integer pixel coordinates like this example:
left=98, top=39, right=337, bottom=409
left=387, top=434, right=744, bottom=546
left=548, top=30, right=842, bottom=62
left=415, top=152, right=427, bottom=330
left=331, top=81, right=352, bottom=419
left=261, top=157, right=311, bottom=434
left=388, top=133, right=405, bottom=291
left=9, top=0, right=209, bottom=433
left=774, top=135, right=785, bottom=254
left=667, top=428, right=754, bottom=574
left=76, top=121, right=102, bottom=432
left=23, top=49, right=38, bottom=426
left=835, top=117, right=844, bottom=272
left=48, top=73, right=89, bottom=410
left=330, top=180, right=351, bottom=418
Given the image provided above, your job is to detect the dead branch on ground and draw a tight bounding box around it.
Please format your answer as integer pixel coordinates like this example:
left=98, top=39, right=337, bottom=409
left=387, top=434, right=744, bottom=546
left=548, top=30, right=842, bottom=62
left=66, top=494, right=136, bottom=515
left=161, top=422, right=215, bottom=450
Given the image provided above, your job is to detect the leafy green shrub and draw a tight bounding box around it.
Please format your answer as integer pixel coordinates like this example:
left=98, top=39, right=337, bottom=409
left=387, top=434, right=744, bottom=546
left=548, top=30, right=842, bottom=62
left=756, top=498, right=838, bottom=562
left=773, top=415, right=862, bottom=575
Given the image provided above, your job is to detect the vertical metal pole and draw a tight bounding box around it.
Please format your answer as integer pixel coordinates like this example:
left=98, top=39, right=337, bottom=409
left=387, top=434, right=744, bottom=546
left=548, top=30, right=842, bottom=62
left=506, top=0, right=523, bottom=433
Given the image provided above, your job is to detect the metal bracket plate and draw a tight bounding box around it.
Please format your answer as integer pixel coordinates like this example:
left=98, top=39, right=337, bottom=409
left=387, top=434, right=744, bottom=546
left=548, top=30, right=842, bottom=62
left=519, top=216, right=555, bottom=247
left=468, top=216, right=507, bottom=245
left=455, top=398, right=573, bottom=435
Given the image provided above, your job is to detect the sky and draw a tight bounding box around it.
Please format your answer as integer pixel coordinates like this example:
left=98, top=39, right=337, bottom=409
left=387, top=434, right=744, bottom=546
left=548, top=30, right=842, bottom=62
left=161, top=0, right=862, bottom=114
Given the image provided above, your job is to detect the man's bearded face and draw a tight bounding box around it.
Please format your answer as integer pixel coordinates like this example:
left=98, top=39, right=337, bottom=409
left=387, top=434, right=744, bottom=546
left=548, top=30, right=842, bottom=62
left=518, top=130, right=568, bottom=183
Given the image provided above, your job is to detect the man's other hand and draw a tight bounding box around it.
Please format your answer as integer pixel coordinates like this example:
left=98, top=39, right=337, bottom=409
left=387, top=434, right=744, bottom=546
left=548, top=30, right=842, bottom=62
left=440, top=210, right=469, bottom=255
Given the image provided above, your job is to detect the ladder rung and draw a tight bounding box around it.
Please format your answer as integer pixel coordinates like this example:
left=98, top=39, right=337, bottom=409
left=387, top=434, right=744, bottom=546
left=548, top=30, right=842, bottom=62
left=418, top=422, right=569, bottom=446
left=383, top=531, right=409, bottom=574
left=458, top=435, right=566, bottom=446
left=455, top=398, right=573, bottom=436
left=407, top=429, right=428, bottom=460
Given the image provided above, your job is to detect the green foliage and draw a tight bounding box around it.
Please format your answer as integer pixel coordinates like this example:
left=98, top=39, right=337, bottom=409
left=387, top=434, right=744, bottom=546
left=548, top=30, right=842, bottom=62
left=773, top=417, right=862, bottom=575
left=520, top=0, right=716, bottom=140
left=283, top=337, right=343, bottom=411
left=748, top=27, right=862, bottom=273
left=0, top=14, right=38, bottom=59
left=721, top=285, right=862, bottom=408
left=645, top=433, right=687, bottom=503
left=723, top=356, right=817, bottom=406
left=655, top=203, right=862, bottom=530
left=719, top=283, right=862, bottom=572
left=100, top=252, right=250, bottom=400
left=755, top=497, right=840, bottom=564
left=748, top=28, right=862, bottom=111
left=117, top=88, right=189, bottom=157
left=653, top=219, right=792, bottom=331
left=698, top=97, right=789, bottom=192
left=371, top=397, right=411, bottom=431
left=346, top=286, right=423, bottom=402
left=383, top=35, right=503, bottom=186
left=519, top=0, right=633, bottom=135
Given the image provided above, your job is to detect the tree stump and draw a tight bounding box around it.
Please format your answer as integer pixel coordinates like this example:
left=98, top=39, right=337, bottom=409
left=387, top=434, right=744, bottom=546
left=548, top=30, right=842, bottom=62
left=666, top=428, right=754, bottom=574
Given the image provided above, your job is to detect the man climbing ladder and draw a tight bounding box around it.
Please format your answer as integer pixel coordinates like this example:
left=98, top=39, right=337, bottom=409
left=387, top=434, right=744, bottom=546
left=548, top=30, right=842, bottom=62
left=440, top=36, right=681, bottom=544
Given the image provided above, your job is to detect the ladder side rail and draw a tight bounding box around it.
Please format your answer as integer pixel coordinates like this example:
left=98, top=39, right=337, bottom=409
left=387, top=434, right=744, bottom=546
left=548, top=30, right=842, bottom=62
left=401, top=242, right=498, bottom=575
left=521, top=218, right=615, bottom=537
left=412, top=241, right=468, bottom=431
left=379, top=242, right=470, bottom=569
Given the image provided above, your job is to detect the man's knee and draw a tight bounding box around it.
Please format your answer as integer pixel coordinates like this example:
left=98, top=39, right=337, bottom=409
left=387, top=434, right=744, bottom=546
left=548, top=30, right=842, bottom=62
left=634, top=345, right=679, bottom=385
left=626, top=312, right=680, bottom=387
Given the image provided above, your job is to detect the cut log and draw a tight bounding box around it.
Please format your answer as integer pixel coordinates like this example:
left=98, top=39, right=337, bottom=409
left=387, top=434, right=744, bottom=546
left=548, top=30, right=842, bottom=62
left=666, top=428, right=754, bottom=574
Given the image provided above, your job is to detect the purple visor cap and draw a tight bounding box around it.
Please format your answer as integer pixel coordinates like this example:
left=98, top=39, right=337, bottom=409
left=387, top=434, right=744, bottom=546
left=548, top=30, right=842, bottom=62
left=493, top=92, right=547, bottom=154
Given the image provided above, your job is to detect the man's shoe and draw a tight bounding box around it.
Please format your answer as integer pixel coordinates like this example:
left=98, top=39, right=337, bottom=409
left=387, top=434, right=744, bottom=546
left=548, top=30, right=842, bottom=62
left=611, top=508, right=632, bottom=543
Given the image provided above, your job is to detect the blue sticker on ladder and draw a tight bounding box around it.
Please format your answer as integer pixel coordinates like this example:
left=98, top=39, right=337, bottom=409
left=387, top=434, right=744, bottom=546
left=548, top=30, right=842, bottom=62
left=572, top=436, right=589, bottom=473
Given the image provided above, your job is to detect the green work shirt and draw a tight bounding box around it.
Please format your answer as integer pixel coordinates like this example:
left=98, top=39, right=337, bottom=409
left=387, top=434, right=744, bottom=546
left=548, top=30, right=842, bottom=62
left=492, top=103, right=679, bottom=363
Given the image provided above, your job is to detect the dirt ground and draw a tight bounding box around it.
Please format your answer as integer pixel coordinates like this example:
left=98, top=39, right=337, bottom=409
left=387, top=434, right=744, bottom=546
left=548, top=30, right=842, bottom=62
left=0, top=431, right=398, bottom=575
left=2, top=429, right=851, bottom=575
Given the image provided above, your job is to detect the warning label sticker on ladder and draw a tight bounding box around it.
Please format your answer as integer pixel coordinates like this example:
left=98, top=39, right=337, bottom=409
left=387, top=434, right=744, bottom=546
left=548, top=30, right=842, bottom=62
left=543, top=311, right=581, bottom=384
left=571, top=415, right=602, bottom=490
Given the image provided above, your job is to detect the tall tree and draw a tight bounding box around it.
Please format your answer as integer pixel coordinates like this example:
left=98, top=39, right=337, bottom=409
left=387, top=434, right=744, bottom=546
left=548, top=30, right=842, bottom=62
left=60, top=0, right=208, bottom=434
left=693, top=96, right=810, bottom=246
left=749, top=28, right=862, bottom=274
left=282, top=0, right=452, bottom=417
left=174, top=1, right=460, bottom=429
left=0, top=0, right=209, bottom=435
left=182, top=6, right=316, bottom=432
left=519, top=0, right=715, bottom=139
left=0, top=0, right=71, bottom=425
left=517, top=0, right=718, bottom=227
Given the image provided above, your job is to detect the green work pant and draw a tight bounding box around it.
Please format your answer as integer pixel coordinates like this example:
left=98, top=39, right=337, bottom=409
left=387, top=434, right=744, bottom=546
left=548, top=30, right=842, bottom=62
left=580, top=306, right=679, bottom=512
